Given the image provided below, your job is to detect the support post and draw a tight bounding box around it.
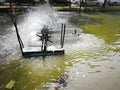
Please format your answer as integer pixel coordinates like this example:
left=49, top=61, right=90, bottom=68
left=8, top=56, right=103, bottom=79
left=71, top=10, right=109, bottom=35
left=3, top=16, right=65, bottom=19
left=61, top=24, right=66, bottom=48
left=60, top=24, right=63, bottom=47
left=60, top=24, right=66, bottom=48
left=10, top=0, right=24, bottom=55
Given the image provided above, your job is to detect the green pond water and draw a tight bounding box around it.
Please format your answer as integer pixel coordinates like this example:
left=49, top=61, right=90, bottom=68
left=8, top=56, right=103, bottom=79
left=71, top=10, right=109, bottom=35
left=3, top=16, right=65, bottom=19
left=70, top=12, right=120, bottom=44
left=0, top=7, right=120, bottom=90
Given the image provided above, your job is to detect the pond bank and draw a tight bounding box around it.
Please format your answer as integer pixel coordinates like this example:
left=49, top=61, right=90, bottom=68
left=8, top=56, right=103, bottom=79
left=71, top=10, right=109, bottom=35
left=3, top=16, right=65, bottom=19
left=1, top=5, right=120, bottom=13
left=53, top=6, right=120, bottom=12
left=0, top=5, right=38, bottom=13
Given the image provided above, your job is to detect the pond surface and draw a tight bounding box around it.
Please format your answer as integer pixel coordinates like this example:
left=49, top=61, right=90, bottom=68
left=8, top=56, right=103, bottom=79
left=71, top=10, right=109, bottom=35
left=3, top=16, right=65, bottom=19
left=0, top=6, right=120, bottom=90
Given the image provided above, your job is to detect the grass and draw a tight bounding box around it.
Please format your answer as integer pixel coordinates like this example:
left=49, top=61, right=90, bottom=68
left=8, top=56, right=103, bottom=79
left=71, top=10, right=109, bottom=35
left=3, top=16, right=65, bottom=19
left=0, top=5, right=10, bottom=8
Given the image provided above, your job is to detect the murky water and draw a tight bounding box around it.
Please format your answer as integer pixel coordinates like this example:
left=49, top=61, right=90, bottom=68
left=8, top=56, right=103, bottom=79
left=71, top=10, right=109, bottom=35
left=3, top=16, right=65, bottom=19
left=0, top=5, right=120, bottom=90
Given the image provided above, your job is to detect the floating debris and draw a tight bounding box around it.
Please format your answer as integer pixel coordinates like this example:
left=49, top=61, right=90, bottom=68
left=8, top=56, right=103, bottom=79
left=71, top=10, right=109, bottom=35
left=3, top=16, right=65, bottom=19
left=50, top=73, right=68, bottom=90
left=5, top=79, right=16, bottom=89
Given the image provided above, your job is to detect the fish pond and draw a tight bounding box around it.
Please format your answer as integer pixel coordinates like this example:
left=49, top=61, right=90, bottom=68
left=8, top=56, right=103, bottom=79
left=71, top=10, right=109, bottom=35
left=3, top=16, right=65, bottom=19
left=0, top=5, right=120, bottom=90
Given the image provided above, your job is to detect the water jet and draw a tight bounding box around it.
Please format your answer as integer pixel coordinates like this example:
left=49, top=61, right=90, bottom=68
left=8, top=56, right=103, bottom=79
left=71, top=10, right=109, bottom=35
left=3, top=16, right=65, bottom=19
left=9, top=1, right=66, bottom=57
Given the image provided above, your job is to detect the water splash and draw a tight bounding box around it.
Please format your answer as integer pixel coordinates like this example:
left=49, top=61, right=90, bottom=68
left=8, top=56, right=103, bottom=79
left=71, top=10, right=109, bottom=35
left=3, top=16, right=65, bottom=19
left=17, top=5, right=58, bottom=45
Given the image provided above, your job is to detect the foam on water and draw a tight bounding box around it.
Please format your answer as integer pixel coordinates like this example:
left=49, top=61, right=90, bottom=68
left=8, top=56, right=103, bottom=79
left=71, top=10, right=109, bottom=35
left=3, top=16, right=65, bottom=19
left=65, top=34, right=106, bottom=55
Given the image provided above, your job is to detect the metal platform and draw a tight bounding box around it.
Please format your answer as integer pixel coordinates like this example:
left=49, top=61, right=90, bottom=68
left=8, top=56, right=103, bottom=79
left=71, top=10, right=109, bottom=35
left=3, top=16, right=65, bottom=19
left=22, top=46, right=64, bottom=57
